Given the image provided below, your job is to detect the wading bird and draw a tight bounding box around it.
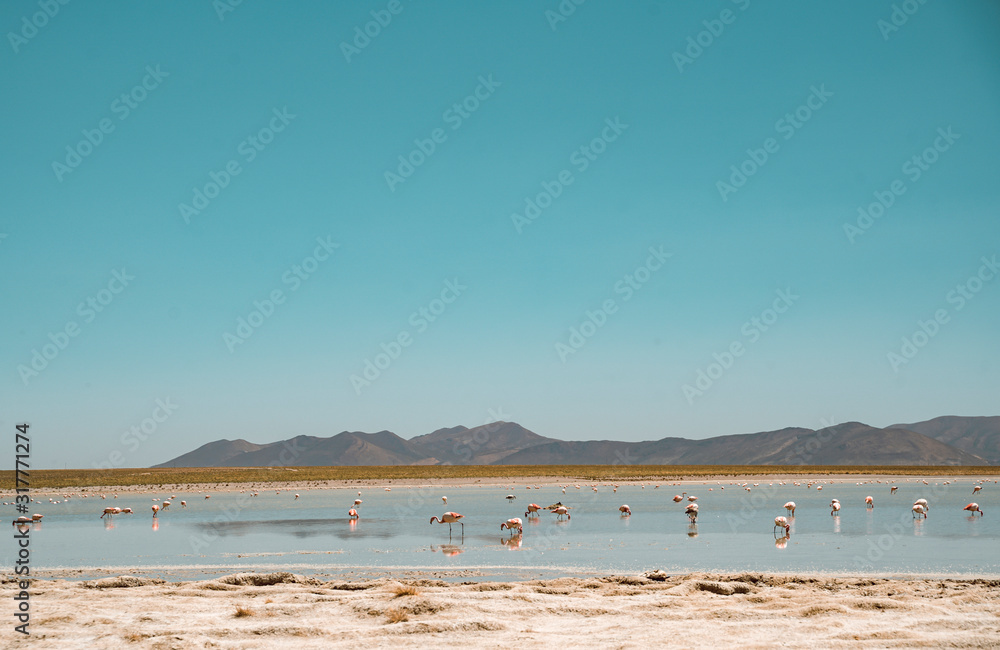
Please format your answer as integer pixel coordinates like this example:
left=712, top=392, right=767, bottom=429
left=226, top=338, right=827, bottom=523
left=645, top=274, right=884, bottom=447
left=774, top=516, right=790, bottom=535
left=430, top=511, right=465, bottom=534
left=685, top=503, right=699, bottom=523
left=912, top=504, right=927, bottom=518
left=784, top=501, right=796, bottom=516
left=525, top=503, right=541, bottom=517
left=552, top=506, right=571, bottom=520
left=354, top=499, right=362, bottom=507
left=963, top=503, right=983, bottom=516
left=151, top=505, right=159, bottom=518
left=914, top=498, right=929, bottom=512
left=505, top=494, right=517, bottom=502
left=973, top=486, right=982, bottom=495
left=348, top=508, right=359, bottom=519
left=890, top=486, right=898, bottom=494
left=619, top=505, right=631, bottom=516
left=672, top=494, right=685, bottom=503
left=442, top=496, right=447, bottom=504
left=831, top=501, right=841, bottom=515
left=865, top=496, right=874, bottom=509
left=501, top=518, right=523, bottom=535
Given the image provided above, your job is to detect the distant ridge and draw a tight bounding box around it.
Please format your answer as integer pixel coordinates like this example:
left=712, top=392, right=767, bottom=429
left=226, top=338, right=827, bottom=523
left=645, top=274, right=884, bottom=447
left=154, top=416, right=997, bottom=468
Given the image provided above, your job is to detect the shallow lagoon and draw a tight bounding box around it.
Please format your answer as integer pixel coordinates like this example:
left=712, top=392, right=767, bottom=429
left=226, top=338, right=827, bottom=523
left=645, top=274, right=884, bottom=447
left=16, top=478, right=999, bottom=580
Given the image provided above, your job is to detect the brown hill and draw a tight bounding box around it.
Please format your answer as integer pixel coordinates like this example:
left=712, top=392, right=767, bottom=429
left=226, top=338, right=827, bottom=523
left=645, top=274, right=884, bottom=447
left=891, top=416, right=1000, bottom=465
left=409, top=421, right=556, bottom=464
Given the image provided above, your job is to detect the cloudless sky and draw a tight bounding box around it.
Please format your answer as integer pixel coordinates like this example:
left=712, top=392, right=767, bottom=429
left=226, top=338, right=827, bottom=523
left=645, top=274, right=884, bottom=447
left=3, top=1, right=998, bottom=469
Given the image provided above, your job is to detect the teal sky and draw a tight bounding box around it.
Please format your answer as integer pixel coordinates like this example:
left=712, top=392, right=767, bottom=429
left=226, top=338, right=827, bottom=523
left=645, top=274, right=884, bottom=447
left=3, top=1, right=998, bottom=469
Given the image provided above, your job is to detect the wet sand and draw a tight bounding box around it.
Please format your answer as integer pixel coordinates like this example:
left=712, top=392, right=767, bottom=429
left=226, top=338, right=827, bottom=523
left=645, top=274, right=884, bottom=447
left=6, top=571, right=1000, bottom=648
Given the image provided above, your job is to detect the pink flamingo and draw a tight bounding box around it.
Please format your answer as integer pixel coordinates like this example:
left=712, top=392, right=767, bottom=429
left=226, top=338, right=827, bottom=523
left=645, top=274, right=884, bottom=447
left=783, top=501, right=796, bottom=516
left=501, top=518, right=523, bottom=535
left=774, top=516, right=790, bottom=535
left=31, top=514, right=43, bottom=522
left=890, top=486, right=898, bottom=494
left=912, top=504, right=927, bottom=518
left=914, top=498, right=929, bottom=512
left=865, top=496, right=874, bottom=509
left=180, top=501, right=187, bottom=508
left=830, top=500, right=841, bottom=515
left=121, top=508, right=133, bottom=515
left=348, top=508, right=359, bottom=519
left=685, top=503, right=699, bottom=523
left=151, top=505, right=159, bottom=517
left=524, top=503, right=541, bottom=517
left=100, top=507, right=117, bottom=519
left=963, top=503, right=983, bottom=516
left=973, top=486, right=982, bottom=495
left=552, top=506, right=571, bottom=520
left=430, top=511, right=465, bottom=534
left=354, top=499, right=362, bottom=507
left=672, top=494, right=685, bottom=503
left=619, top=505, right=631, bottom=516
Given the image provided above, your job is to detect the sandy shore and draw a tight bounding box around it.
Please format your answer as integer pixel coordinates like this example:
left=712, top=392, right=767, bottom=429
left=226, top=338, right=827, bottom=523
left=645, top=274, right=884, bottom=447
left=6, top=571, right=1000, bottom=648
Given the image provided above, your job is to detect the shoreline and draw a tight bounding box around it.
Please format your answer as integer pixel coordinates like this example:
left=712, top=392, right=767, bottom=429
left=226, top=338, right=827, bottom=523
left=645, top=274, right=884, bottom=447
left=3, top=472, right=997, bottom=495
left=6, top=570, right=999, bottom=648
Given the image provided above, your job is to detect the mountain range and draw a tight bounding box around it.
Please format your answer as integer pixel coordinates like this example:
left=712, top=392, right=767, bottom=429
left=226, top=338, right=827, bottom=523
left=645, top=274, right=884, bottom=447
left=154, top=416, right=998, bottom=468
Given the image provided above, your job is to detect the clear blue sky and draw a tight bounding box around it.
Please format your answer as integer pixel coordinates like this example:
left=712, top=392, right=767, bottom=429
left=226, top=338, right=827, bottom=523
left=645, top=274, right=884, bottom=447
left=3, top=1, right=998, bottom=469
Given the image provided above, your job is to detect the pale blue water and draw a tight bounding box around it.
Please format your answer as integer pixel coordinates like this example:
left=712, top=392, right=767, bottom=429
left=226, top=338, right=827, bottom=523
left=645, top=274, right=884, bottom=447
left=11, top=479, right=999, bottom=581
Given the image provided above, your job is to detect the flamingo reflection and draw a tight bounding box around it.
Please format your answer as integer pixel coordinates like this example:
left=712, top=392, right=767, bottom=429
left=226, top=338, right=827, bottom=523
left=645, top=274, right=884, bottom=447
left=775, top=534, right=790, bottom=549
left=431, top=544, right=463, bottom=557
left=687, top=523, right=698, bottom=538
left=501, top=534, right=523, bottom=550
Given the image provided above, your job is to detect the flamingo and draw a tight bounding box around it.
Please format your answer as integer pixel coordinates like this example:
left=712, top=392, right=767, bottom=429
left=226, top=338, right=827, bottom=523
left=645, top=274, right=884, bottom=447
left=31, top=514, right=43, bottom=522
left=685, top=503, right=699, bottom=523
left=687, top=495, right=697, bottom=502
left=783, top=501, right=796, bottom=516
left=100, top=507, right=117, bottom=519
left=914, top=499, right=929, bottom=512
left=151, top=505, right=159, bottom=517
left=354, top=499, right=362, bottom=507
left=430, top=512, right=465, bottom=534
left=180, top=501, right=187, bottom=508
left=890, top=486, right=898, bottom=494
left=12, top=516, right=31, bottom=526
left=442, top=496, right=447, bottom=505
left=348, top=508, right=359, bottom=519
left=505, top=494, right=517, bottom=502
left=524, top=503, right=541, bottom=517
left=963, top=503, right=983, bottom=516
left=205, top=495, right=210, bottom=499
left=973, top=486, right=982, bottom=495
left=294, top=494, right=299, bottom=500
left=619, top=505, right=631, bottom=516
left=121, top=508, right=133, bottom=515
left=865, top=496, right=874, bottom=509
left=161, top=501, right=171, bottom=510
left=831, top=501, right=841, bottom=515
left=672, top=494, right=685, bottom=503
left=774, top=516, right=790, bottom=535
left=501, top=518, right=523, bottom=535
left=552, top=506, right=571, bottom=520
left=912, top=504, right=927, bottom=518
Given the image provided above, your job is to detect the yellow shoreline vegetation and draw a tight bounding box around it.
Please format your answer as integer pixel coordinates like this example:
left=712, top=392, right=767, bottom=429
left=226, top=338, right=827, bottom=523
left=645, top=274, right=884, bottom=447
left=3, top=464, right=997, bottom=489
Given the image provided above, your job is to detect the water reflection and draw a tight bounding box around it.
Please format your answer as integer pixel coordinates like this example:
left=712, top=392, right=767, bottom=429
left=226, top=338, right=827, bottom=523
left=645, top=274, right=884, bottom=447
left=687, top=523, right=698, bottom=538
left=832, top=517, right=841, bottom=534
left=431, top=544, right=463, bottom=557
left=501, top=534, right=523, bottom=550
left=775, top=535, right=789, bottom=549
left=913, top=518, right=925, bottom=537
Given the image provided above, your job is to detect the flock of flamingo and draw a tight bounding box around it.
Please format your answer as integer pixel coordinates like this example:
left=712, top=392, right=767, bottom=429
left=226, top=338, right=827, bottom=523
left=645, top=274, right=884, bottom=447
left=7, top=479, right=991, bottom=550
